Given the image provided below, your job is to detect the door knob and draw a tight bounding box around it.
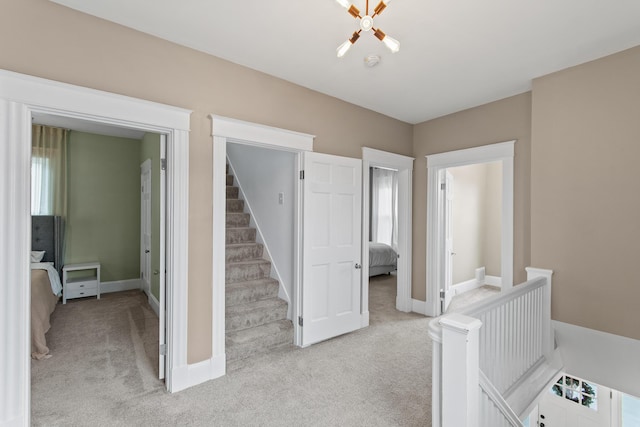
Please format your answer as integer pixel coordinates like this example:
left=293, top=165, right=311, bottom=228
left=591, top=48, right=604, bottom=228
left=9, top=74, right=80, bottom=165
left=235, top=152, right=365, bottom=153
left=355, top=263, right=362, bottom=269
left=145, top=250, right=150, bottom=253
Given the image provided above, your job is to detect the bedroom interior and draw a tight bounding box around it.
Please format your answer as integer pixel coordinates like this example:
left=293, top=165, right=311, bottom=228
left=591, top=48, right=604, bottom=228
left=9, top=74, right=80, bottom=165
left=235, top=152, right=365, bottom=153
left=29, top=121, right=166, bottom=387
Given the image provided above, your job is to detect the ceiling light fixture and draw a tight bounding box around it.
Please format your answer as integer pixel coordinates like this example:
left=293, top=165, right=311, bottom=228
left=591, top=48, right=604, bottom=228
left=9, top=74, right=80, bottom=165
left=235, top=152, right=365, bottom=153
left=335, top=0, right=400, bottom=57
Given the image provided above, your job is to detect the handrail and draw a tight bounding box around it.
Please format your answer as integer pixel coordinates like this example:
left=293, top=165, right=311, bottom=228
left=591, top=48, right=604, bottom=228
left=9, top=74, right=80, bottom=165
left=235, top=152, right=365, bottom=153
left=431, top=268, right=553, bottom=427
left=428, top=276, right=546, bottom=340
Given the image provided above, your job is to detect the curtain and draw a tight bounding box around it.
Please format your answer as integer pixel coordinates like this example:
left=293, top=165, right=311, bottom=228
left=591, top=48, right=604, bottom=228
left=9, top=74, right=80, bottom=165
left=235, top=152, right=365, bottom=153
left=31, top=125, right=68, bottom=216
left=371, top=167, right=398, bottom=250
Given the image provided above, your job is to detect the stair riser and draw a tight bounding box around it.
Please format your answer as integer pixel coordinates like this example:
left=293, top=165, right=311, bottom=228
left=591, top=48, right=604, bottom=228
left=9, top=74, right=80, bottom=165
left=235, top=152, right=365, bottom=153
left=226, top=304, right=287, bottom=332
left=226, top=281, right=279, bottom=306
left=226, top=328, right=292, bottom=362
left=226, top=213, right=250, bottom=228
left=226, top=228, right=256, bottom=244
left=226, top=175, right=234, bottom=186
left=226, top=186, right=239, bottom=199
left=226, top=262, right=271, bottom=283
left=226, top=199, right=244, bottom=212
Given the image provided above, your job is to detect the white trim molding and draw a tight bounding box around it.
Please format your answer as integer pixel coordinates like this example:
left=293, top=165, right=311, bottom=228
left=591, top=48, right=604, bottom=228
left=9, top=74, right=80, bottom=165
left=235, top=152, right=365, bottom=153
left=425, top=141, right=515, bottom=318
left=0, top=69, right=191, bottom=425
left=100, top=279, right=142, bottom=294
left=210, top=115, right=314, bottom=367
left=362, top=147, right=414, bottom=320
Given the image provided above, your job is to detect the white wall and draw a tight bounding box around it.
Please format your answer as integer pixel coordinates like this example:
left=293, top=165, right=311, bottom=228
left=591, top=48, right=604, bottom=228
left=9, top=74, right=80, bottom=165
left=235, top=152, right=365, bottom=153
left=226, top=143, right=295, bottom=306
left=553, top=321, right=640, bottom=398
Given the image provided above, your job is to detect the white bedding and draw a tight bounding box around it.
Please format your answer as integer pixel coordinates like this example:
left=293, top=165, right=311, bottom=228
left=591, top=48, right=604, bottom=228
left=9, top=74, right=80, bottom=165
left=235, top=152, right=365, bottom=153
left=31, top=262, right=62, bottom=296
left=369, top=242, right=397, bottom=267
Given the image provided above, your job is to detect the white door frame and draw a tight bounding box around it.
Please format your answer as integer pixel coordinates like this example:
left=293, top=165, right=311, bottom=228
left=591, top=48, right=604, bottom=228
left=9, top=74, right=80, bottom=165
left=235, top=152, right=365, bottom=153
left=210, top=115, right=314, bottom=364
left=0, top=69, right=190, bottom=426
left=425, top=141, right=514, bottom=317
left=362, top=147, right=414, bottom=320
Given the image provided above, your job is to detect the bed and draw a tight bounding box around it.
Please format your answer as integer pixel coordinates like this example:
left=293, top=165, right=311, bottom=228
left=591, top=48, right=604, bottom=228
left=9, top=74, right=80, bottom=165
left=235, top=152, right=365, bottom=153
left=31, top=215, right=64, bottom=360
left=369, top=242, right=397, bottom=277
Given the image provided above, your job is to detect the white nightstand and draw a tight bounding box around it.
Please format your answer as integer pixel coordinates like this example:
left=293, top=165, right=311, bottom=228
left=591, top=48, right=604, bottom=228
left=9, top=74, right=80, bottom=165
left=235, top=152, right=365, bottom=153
left=62, top=262, right=101, bottom=304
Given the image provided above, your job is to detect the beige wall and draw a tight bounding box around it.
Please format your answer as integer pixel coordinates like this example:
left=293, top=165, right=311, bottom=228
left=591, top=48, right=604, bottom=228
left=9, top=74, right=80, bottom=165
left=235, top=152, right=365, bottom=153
left=449, top=162, right=502, bottom=284
left=1, top=0, right=413, bottom=363
left=413, top=93, right=532, bottom=301
left=531, top=46, right=640, bottom=340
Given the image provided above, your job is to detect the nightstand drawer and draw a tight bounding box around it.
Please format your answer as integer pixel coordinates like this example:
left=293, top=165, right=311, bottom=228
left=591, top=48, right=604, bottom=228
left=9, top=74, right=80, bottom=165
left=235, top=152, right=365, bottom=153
left=65, top=286, right=98, bottom=299
left=65, top=278, right=98, bottom=292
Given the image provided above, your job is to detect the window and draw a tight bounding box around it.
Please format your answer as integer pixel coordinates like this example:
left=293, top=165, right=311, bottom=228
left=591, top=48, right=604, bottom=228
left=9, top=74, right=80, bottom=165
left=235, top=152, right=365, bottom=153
left=31, top=155, right=52, bottom=215
left=551, top=375, right=598, bottom=410
left=622, top=393, right=640, bottom=426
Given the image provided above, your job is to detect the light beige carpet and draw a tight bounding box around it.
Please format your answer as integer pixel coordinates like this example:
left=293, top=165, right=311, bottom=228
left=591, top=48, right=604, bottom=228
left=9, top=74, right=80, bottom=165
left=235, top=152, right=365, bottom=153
left=446, top=285, right=501, bottom=313
left=31, top=281, right=433, bottom=426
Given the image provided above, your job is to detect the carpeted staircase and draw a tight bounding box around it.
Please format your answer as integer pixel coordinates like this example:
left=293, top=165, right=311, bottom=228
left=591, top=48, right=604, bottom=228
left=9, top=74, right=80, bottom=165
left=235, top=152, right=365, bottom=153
left=225, top=165, right=293, bottom=363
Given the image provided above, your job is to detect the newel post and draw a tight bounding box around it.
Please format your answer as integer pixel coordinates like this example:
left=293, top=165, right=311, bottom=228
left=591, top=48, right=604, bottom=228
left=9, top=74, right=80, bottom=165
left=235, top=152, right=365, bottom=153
left=440, top=313, right=483, bottom=427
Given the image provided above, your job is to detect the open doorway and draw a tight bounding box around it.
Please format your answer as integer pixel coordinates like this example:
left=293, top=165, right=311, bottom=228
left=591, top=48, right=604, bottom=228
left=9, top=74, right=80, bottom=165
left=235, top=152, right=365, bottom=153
left=425, top=141, right=514, bottom=317
left=28, top=117, right=169, bottom=415
left=441, top=161, right=502, bottom=313
left=362, top=147, right=414, bottom=323
left=0, top=70, right=190, bottom=425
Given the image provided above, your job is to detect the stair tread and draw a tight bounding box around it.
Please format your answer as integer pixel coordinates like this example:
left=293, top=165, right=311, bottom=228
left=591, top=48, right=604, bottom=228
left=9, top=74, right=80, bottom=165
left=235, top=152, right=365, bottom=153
left=226, top=297, right=287, bottom=316
left=226, top=319, right=292, bottom=345
left=226, top=277, right=278, bottom=289
left=226, top=258, right=271, bottom=267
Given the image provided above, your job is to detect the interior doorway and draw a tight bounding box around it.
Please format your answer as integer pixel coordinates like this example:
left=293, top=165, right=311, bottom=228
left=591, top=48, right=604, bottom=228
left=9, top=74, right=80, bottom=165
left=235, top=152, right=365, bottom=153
left=361, top=147, right=414, bottom=322
left=0, top=69, right=190, bottom=425
left=425, top=141, right=515, bottom=317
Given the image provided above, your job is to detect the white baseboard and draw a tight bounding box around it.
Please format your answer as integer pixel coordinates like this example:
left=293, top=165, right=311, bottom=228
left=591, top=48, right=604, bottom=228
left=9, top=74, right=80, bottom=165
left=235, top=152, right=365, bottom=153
left=100, top=278, right=141, bottom=294
left=170, top=354, right=226, bottom=393
left=412, top=298, right=427, bottom=315
left=485, top=275, right=502, bottom=287
left=451, top=278, right=481, bottom=295
left=553, top=321, right=640, bottom=398
left=146, top=291, right=160, bottom=317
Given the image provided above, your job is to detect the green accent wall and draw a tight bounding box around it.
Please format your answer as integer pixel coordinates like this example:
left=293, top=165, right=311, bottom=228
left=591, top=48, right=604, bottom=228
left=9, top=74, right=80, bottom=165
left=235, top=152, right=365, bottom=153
left=65, top=131, right=141, bottom=282
left=140, top=133, right=161, bottom=300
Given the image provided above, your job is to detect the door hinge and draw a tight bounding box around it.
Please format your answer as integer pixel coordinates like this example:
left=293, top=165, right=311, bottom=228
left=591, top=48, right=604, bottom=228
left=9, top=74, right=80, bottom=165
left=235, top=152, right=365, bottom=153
left=159, top=344, right=167, bottom=356
left=161, top=158, right=167, bottom=171
left=439, top=289, right=445, bottom=300
left=300, top=170, right=305, bottom=180
left=441, top=182, right=446, bottom=190
left=298, top=316, right=303, bottom=327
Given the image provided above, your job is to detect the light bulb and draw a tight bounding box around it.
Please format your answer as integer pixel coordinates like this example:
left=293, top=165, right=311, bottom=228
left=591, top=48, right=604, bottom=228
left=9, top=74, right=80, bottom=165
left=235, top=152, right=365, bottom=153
left=383, top=35, right=400, bottom=53
left=383, top=0, right=392, bottom=5
left=335, top=0, right=351, bottom=8
left=337, top=40, right=353, bottom=58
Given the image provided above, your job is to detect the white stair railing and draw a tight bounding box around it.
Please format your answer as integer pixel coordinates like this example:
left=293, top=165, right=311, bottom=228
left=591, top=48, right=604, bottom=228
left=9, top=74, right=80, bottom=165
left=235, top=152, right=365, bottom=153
left=429, top=267, right=554, bottom=427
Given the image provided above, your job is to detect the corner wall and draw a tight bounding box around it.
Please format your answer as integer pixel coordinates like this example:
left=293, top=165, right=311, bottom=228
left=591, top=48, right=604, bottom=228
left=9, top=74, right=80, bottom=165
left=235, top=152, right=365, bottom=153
left=531, top=45, right=640, bottom=340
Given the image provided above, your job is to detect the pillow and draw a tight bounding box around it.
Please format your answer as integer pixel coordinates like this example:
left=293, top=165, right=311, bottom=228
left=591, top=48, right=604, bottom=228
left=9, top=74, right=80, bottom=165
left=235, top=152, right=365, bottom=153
left=31, top=251, right=46, bottom=262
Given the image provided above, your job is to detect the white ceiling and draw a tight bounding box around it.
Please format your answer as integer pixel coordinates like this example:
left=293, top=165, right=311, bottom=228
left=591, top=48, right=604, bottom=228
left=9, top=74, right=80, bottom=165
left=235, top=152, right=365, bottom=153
left=51, top=0, right=640, bottom=124
left=33, top=113, right=146, bottom=139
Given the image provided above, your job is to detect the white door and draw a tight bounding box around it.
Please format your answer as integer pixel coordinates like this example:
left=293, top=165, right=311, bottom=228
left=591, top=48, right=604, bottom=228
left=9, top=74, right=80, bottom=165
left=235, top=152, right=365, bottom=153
left=301, top=152, right=362, bottom=346
left=538, top=377, right=611, bottom=427
left=442, top=171, right=454, bottom=312
left=140, top=159, right=152, bottom=296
